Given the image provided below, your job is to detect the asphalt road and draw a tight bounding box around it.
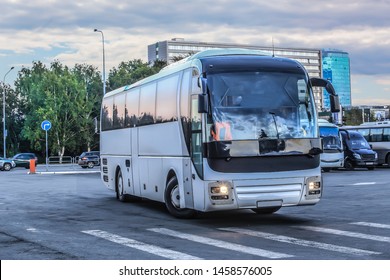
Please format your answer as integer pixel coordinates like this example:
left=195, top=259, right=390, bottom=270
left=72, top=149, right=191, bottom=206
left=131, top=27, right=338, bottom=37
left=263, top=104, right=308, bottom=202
left=0, top=166, right=389, bottom=260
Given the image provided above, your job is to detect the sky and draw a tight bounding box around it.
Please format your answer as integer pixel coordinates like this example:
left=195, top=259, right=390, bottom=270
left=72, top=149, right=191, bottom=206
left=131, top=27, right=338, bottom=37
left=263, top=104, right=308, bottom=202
left=1, top=0, right=389, bottom=106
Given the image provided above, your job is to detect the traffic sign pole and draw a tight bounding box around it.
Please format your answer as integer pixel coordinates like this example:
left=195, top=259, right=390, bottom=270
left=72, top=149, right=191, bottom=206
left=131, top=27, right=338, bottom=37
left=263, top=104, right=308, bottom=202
left=45, top=130, right=48, bottom=171
left=41, top=120, right=52, bottom=171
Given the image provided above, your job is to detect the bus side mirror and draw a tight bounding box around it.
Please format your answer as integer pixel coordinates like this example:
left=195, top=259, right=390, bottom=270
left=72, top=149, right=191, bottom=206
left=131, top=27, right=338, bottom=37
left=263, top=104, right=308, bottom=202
left=198, top=94, right=209, bottom=113
left=198, top=76, right=209, bottom=113
left=310, top=77, right=340, bottom=113
left=330, top=95, right=340, bottom=113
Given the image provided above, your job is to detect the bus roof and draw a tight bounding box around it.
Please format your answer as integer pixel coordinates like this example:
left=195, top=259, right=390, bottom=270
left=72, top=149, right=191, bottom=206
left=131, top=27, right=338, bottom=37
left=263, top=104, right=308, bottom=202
left=360, top=121, right=390, bottom=126
left=318, top=119, right=338, bottom=128
left=103, top=48, right=300, bottom=99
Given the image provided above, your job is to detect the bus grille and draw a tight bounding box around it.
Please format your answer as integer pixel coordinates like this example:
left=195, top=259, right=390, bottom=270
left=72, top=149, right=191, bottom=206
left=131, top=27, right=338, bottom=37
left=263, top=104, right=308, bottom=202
left=234, top=179, right=303, bottom=208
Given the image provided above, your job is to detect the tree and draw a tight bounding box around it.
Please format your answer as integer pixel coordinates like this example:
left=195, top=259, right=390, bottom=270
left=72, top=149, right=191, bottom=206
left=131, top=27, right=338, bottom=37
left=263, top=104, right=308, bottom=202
left=71, top=63, right=102, bottom=153
left=170, top=52, right=195, bottom=63
left=0, top=82, right=29, bottom=157
left=343, top=107, right=363, bottom=125
left=107, top=59, right=167, bottom=91
left=15, top=61, right=102, bottom=160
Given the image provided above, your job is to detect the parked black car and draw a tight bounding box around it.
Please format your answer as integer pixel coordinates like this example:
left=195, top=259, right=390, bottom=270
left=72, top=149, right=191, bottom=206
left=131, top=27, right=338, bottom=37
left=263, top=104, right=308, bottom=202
left=78, top=151, right=100, bottom=168
left=340, top=130, right=378, bottom=170
left=12, top=153, right=38, bottom=169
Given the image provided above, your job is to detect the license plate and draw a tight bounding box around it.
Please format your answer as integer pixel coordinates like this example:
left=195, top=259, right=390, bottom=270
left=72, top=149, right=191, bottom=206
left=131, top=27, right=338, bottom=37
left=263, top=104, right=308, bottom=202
left=366, top=162, right=374, bottom=165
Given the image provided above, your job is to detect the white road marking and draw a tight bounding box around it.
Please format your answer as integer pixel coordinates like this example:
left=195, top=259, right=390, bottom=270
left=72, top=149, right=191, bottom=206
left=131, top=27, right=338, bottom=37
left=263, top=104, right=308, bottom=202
left=351, top=182, right=376, bottom=185
left=297, top=226, right=390, bottom=243
left=148, top=227, right=292, bottom=259
left=351, top=222, right=390, bottom=229
left=220, top=227, right=380, bottom=256
left=82, top=230, right=202, bottom=260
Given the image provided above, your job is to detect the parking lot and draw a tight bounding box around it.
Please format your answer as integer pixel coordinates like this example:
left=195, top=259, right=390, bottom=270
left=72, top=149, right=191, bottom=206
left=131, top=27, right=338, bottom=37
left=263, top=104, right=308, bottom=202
left=1, top=166, right=389, bottom=261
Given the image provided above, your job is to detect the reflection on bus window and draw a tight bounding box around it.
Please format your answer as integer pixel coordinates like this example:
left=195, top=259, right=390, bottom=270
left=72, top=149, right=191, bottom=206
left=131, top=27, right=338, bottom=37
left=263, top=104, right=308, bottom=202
left=206, top=71, right=316, bottom=141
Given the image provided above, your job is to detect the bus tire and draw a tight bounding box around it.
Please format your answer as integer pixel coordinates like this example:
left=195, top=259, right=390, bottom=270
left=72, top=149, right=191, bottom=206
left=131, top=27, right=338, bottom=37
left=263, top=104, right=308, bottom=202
left=116, top=169, right=128, bottom=202
left=386, top=155, right=390, bottom=166
left=251, top=207, right=281, bottom=214
left=164, top=176, right=196, bottom=219
left=344, top=159, right=354, bottom=171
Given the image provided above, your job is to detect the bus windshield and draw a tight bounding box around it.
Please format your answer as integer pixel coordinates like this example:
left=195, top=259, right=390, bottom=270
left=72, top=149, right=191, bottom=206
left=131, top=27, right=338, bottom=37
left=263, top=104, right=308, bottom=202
left=206, top=71, right=316, bottom=141
left=320, top=126, right=342, bottom=151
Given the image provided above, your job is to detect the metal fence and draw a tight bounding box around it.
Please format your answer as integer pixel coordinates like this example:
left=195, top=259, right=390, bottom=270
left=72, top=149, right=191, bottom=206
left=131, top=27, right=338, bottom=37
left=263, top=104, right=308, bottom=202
left=45, top=156, right=80, bottom=170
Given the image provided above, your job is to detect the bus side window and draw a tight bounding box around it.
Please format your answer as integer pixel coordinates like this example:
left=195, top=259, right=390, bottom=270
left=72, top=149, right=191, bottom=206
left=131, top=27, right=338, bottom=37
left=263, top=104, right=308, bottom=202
left=102, top=97, right=113, bottom=131
left=383, top=128, right=390, bottom=141
left=370, top=128, right=383, bottom=142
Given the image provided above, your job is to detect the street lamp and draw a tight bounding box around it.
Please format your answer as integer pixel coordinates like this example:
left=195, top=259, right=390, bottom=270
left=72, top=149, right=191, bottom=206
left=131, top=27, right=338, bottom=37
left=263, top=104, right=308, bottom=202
left=3, top=66, right=14, bottom=158
left=94, top=28, right=106, bottom=95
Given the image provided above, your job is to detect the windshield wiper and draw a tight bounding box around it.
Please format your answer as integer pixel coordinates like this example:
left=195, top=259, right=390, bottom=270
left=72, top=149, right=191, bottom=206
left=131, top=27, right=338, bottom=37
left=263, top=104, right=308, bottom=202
left=269, top=112, right=280, bottom=139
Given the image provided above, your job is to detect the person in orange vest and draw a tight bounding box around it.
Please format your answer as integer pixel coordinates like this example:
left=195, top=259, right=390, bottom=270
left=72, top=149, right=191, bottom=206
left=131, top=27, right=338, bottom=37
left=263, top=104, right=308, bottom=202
left=210, top=122, right=233, bottom=141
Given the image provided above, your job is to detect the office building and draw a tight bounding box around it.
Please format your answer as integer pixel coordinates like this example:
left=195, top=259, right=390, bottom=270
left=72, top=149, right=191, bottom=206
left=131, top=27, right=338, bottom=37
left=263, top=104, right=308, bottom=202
left=322, top=49, right=351, bottom=109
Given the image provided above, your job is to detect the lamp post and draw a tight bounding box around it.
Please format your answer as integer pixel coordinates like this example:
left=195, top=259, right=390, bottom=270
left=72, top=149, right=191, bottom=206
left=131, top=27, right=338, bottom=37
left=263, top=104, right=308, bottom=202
left=94, top=29, right=106, bottom=95
left=3, top=66, right=14, bottom=158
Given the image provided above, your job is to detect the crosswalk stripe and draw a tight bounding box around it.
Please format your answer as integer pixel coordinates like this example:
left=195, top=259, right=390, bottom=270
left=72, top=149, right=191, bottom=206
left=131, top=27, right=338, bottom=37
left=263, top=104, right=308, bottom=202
left=220, top=227, right=380, bottom=256
left=82, top=230, right=202, bottom=260
left=148, top=227, right=292, bottom=259
left=297, top=226, right=390, bottom=243
left=351, top=222, right=390, bottom=229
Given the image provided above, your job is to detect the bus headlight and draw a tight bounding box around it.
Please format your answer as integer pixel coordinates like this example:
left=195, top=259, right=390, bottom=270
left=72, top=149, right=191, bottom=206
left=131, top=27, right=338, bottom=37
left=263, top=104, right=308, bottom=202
left=209, top=181, right=232, bottom=200
left=306, top=176, right=321, bottom=196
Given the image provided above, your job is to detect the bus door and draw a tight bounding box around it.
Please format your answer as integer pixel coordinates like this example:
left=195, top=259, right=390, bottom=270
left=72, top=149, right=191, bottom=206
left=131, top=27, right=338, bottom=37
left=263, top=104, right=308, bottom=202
left=190, top=95, right=203, bottom=179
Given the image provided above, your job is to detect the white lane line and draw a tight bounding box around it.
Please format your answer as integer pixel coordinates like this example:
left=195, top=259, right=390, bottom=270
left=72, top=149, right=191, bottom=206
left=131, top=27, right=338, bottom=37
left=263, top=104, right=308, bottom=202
left=220, top=227, right=380, bottom=256
left=351, top=182, right=376, bottom=185
left=297, top=226, right=390, bottom=243
left=82, top=230, right=201, bottom=260
left=148, top=227, right=292, bottom=259
left=351, top=222, right=390, bottom=229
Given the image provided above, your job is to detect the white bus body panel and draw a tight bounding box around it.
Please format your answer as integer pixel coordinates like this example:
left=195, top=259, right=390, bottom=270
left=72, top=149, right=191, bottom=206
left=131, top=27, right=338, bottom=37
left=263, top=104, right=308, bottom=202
left=138, top=122, right=183, bottom=156
left=320, top=152, right=344, bottom=168
left=190, top=161, right=320, bottom=212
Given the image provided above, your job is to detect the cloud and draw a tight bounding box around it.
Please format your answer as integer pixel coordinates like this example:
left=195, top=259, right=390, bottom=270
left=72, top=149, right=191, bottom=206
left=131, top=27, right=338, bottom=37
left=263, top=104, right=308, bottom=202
left=1, top=0, right=390, bottom=103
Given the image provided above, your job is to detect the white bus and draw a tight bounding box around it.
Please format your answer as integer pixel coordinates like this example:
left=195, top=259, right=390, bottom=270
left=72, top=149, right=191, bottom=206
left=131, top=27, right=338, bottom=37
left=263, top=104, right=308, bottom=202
left=318, top=119, right=344, bottom=171
left=100, top=49, right=339, bottom=218
left=343, top=122, right=390, bottom=165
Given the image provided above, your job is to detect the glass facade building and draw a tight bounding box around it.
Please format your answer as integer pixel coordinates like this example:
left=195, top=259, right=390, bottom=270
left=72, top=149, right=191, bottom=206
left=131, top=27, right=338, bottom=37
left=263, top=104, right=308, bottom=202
left=322, top=49, right=351, bottom=109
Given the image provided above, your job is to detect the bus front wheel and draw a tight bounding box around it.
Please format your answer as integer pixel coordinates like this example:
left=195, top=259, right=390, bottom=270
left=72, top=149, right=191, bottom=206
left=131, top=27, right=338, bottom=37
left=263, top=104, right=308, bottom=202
left=116, top=169, right=128, bottom=202
left=164, top=176, right=195, bottom=219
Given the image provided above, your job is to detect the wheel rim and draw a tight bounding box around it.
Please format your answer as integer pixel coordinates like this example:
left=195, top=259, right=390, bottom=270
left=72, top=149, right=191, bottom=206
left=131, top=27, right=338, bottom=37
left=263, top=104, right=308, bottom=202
left=117, top=173, right=124, bottom=197
left=88, top=162, right=94, bottom=168
left=170, top=185, right=180, bottom=209
left=4, top=164, right=11, bottom=171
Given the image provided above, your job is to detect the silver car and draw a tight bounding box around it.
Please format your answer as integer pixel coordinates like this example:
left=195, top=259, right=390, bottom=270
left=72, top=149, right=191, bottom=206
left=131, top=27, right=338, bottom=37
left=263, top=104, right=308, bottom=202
left=0, top=157, right=16, bottom=171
